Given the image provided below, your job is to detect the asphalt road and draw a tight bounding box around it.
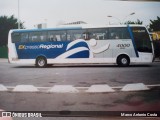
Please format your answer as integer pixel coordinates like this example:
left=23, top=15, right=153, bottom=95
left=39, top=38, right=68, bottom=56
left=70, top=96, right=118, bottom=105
left=0, top=59, right=160, bottom=87
left=0, top=59, right=160, bottom=120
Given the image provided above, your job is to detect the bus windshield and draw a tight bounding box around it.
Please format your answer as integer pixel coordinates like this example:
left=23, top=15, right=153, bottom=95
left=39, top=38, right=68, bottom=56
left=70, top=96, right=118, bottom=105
left=131, top=27, right=152, bottom=53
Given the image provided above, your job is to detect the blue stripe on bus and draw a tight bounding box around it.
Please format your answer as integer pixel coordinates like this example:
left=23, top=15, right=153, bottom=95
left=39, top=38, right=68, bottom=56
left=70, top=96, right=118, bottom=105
left=127, top=25, right=139, bottom=57
left=67, top=50, right=90, bottom=58
left=15, top=40, right=91, bottom=59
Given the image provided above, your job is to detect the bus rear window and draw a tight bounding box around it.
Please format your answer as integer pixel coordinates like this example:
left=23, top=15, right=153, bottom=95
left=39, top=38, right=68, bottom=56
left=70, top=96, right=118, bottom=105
left=12, top=32, right=29, bottom=43
left=11, top=33, right=21, bottom=43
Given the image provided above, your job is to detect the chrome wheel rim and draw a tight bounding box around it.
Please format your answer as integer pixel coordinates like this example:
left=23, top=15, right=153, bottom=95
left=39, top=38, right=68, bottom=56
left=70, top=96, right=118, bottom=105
left=121, top=58, right=127, bottom=65
left=38, top=59, right=45, bottom=66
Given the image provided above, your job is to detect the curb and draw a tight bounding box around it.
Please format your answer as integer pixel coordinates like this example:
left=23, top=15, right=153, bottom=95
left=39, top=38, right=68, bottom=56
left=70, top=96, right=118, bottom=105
left=48, top=85, right=79, bottom=93
left=1, top=83, right=160, bottom=93
left=0, top=58, right=8, bottom=63
left=121, top=83, right=149, bottom=91
left=86, top=84, right=115, bottom=92
left=0, top=84, right=8, bottom=91
left=13, top=85, right=39, bottom=92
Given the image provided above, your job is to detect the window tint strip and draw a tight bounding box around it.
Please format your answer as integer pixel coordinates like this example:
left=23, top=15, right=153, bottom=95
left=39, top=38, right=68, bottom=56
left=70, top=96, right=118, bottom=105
left=127, top=25, right=139, bottom=57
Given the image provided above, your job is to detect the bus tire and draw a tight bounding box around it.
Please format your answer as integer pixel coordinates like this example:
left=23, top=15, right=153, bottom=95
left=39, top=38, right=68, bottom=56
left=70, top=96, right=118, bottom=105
left=36, top=56, right=47, bottom=68
left=117, top=55, right=130, bottom=67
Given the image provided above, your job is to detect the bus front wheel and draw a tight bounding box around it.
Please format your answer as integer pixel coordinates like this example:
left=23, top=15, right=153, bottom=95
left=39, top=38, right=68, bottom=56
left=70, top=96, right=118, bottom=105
left=117, top=55, right=130, bottom=67
left=36, top=56, right=47, bottom=68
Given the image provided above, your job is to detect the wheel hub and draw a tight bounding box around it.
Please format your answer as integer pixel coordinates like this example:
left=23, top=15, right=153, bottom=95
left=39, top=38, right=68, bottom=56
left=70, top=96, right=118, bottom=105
left=38, top=59, right=45, bottom=66
left=121, top=58, right=127, bottom=64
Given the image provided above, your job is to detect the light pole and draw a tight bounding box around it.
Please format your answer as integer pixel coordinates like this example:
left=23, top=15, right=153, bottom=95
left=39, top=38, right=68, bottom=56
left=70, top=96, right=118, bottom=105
left=44, top=19, right=47, bottom=28
left=122, top=12, right=135, bottom=24
left=107, top=12, right=135, bottom=25
left=107, top=15, right=121, bottom=24
left=18, top=0, right=20, bottom=29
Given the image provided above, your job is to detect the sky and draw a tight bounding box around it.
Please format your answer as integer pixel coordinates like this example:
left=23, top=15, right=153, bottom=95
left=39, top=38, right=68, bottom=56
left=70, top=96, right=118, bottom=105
left=0, top=0, right=160, bottom=28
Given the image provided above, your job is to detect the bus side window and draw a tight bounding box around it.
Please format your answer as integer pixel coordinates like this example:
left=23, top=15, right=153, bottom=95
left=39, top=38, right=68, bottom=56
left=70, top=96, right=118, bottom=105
left=109, top=28, right=119, bottom=39
left=48, top=31, right=66, bottom=42
left=83, top=32, right=89, bottom=40
left=67, top=30, right=85, bottom=41
left=87, top=28, right=108, bottom=40
left=48, top=31, right=55, bottom=41
left=108, top=27, right=130, bottom=39
left=104, top=31, right=109, bottom=40
left=40, top=32, right=47, bottom=42
left=61, top=33, right=67, bottom=41
left=48, top=33, right=57, bottom=42
left=28, top=32, right=47, bottom=42
left=51, top=35, right=57, bottom=41
left=29, top=32, right=36, bottom=42
left=21, top=33, right=29, bottom=42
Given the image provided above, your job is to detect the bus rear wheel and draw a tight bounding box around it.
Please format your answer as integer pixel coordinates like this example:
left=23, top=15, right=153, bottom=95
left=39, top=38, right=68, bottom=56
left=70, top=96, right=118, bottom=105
left=36, top=56, right=47, bottom=68
left=117, top=55, right=130, bottom=67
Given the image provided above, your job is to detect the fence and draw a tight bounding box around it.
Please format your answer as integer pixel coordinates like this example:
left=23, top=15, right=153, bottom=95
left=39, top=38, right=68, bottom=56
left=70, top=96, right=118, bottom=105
left=0, top=46, right=8, bottom=58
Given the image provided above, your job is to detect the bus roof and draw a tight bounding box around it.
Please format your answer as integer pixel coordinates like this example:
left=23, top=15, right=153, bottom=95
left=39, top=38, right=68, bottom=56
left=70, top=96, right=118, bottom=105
left=10, top=24, right=146, bottom=33
left=10, top=27, right=82, bottom=33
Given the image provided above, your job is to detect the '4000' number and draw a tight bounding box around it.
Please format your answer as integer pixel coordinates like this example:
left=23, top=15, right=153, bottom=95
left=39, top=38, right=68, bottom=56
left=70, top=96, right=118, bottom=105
left=117, top=44, right=130, bottom=48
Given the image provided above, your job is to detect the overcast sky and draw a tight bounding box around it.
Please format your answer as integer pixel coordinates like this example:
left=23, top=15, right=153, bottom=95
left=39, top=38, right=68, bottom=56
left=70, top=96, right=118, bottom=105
left=0, top=0, right=160, bottom=28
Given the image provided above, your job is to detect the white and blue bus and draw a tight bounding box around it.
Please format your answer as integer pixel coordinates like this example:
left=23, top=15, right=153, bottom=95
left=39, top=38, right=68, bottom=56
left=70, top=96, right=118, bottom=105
left=8, top=25, right=154, bottom=67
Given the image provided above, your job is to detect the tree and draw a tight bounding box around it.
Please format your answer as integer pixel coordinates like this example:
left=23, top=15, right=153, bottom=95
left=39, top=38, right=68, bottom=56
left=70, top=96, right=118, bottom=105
left=149, top=16, right=160, bottom=31
left=0, top=15, right=25, bottom=46
left=124, top=19, right=143, bottom=25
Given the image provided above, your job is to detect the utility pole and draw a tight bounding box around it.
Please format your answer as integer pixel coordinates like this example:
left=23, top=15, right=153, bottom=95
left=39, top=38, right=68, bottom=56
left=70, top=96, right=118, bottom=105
left=18, top=0, right=20, bottom=29
left=107, top=12, right=135, bottom=25
left=107, top=15, right=121, bottom=24
left=122, top=12, right=135, bottom=24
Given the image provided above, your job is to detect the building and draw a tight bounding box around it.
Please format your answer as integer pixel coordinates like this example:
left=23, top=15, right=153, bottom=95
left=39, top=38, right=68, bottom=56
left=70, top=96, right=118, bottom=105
left=63, top=21, right=87, bottom=25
